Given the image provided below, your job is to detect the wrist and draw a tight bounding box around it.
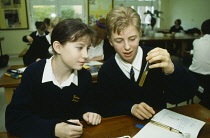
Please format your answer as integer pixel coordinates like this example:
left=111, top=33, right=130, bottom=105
left=164, top=63, right=174, bottom=74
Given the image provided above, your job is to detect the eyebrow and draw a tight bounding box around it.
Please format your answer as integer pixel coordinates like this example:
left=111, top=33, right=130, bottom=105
left=113, top=35, right=138, bottom=40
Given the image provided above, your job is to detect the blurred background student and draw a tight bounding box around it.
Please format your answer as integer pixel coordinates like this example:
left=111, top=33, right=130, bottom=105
left=22, top=21, right=48, bottom=44
left=87, top=18, right=115, bottom=62
left=44, top=17, right=64, bottom=56
left=189, top=19, right=210, bottom=109
left=43, top=18, right=51, bottom=33
left=23, top=17, right=64, bottom=65
left=168, top=19, right=184, bottom=56
left=169, top=19, right=184, bottom=34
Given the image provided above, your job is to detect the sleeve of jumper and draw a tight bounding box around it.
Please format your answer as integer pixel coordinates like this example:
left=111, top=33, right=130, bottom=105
left=5, top=67, right=59, bottom=138
left=96, top=66, right=134, bottom=117
left=78, top=72, right=98, bottom=118
left=163, top=63, right=198, bottom=104
left=22, top=35, right=29, bottom=42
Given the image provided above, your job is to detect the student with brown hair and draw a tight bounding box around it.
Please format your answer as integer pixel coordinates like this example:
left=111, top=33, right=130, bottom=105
left=96, top=6, right=197, bottom=119
left=6, top=18, right=101, bottom=138
left=169, top=19, right=184, bottom=33
left=87, top=18, right=115, bottom=62
left=22, top=21, right=48, bottom=44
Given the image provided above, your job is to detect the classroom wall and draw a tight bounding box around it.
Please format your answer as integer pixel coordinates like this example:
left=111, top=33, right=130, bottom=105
left=160, top=0, right=210, bottom=30
left=0, top=0, right=210, bottom=55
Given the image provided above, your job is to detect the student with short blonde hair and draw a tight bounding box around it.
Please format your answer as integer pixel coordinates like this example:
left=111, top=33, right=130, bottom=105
left=96, top=6, right=197, bottom=120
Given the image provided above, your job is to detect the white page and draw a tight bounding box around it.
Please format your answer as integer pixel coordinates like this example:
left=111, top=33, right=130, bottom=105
left=17, top=67, right=26, bottom=72
left=151, top=109, right=205, bottom=138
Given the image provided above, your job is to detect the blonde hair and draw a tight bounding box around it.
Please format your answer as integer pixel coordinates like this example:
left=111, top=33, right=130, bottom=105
left=106, top=6, right=141, bottom=37
left=50, top=17, right=64, bottom=29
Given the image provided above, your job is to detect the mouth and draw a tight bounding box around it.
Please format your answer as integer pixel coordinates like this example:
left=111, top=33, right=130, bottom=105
left=123, top=51, right=132, bottom=57
left=79, top=61, right=86, bottom=65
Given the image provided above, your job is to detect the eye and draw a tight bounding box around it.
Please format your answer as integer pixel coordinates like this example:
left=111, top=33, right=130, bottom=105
left=115, top=39, right=122, bottom=43
left=77, top=47, right=83, bottom=50
left=130, top=37, right=136, bottom=41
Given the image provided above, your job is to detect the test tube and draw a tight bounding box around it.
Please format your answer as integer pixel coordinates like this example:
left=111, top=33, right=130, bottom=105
left=139, top=62, right=150, bottom=87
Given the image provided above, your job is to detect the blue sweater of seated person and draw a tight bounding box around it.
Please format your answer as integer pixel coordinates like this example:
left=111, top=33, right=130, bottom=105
left=96, top=46, right=197, bottom=117
left=5, top=59, right=96, bottom=138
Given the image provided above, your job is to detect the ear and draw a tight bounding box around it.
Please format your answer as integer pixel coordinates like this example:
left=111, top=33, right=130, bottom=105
left=53, top=41, right=62, bottom=54
left=107, top=36, right=113, bottom=47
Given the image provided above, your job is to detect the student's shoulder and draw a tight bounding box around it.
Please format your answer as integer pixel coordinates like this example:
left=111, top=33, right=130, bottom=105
left=78, top=68, right=92, bottom=77
left=29, top=31, right=37, bottom=37
left=99, top=56, right=118, bottom=74
left=102, top=56, right=116, bottom=67
left=24, top=59, right=46, bottom=74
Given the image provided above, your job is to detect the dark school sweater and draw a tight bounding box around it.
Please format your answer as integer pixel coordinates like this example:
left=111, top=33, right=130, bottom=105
left=23, top=36, right=51, bottom=66
left=96, top=46, right=197, bottom=117
left=5, top=59, right=96, bottom=138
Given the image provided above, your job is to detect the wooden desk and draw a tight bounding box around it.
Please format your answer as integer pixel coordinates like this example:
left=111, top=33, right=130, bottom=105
left=0, top=65, right=24, bottom=104
left=0, top=104, right=209, bottom=138
left=0, top=65, right=99, bottom=104
left=140, top=35, right=199, bottom=56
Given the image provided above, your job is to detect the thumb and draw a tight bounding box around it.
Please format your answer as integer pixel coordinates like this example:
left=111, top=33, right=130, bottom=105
left=83, top=112, right=89, bottom=122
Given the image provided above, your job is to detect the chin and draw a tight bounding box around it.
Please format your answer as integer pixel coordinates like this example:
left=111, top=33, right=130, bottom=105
left=76, top=66, right=83, bottom=70
left=122, top=57, right=133, bottom=64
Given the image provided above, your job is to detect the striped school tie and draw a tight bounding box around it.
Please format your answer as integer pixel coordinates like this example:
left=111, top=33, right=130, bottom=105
left=130, top=66, right=135, bottom=82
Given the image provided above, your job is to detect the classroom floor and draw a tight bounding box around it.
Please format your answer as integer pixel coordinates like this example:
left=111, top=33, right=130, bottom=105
left=0, top=55, right=200, bottom=132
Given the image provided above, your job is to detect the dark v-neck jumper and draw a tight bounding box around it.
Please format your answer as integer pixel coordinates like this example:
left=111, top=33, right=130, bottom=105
left=5, top=60, right=96, bottom=138
left=96, top=46, right=197, bottom=117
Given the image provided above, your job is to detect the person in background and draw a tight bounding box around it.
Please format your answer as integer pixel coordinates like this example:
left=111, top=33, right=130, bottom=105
left=45, top=17, right=64, bottom=55
left=189, top=19, right=210, bottom=109
left=6, top=19, right=101, bottom=138
left=96, top=6, right=197, bottom=119
left=87, top=18, right=115, bottom=62
left=43, top=18, right=51, bottom=33
left=169, top=19, right=184, bottom=55
left=169, top=19, right=184, bottom=34
left=22, top=18, right=63, bottom=65
left=22, top=21, right=48, bottom=44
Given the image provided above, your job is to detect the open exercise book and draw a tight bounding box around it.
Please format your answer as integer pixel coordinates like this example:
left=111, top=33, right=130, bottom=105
left=133, top=109, right=205, bottom=138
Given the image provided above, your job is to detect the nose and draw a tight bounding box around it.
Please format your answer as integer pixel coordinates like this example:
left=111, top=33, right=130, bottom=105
left=82, top=48, right=88, bottom=60
left=124, top=40, right=131, bottom=51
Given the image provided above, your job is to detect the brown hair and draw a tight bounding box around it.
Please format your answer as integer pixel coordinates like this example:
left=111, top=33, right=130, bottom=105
left=43, top=18, right=50, bottom=27
left=106, top=6, right=141, bottom=37
left=92, top=18, right=107, bottom=46
left=51, top=18, right=95, bottom=54
left=35, top=21, right=46, bottom=31
left=201, top=19, right=210, bottom=35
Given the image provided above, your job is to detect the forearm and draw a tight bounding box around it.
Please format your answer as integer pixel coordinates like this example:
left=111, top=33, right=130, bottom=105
left=164, top=64, right=197, bottom=104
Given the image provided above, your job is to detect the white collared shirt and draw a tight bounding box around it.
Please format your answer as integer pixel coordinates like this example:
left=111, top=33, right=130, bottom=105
left=42, top=56, right=78, bottom=89
left=115, top=46, right=143, bottom=81
left=36, top=31, right=46, bottom=37
left=88, top=40, right=104, bottom=60
left=189, top=34, right=210, bottom=75
left=46, top=34, right=51, bottom=44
